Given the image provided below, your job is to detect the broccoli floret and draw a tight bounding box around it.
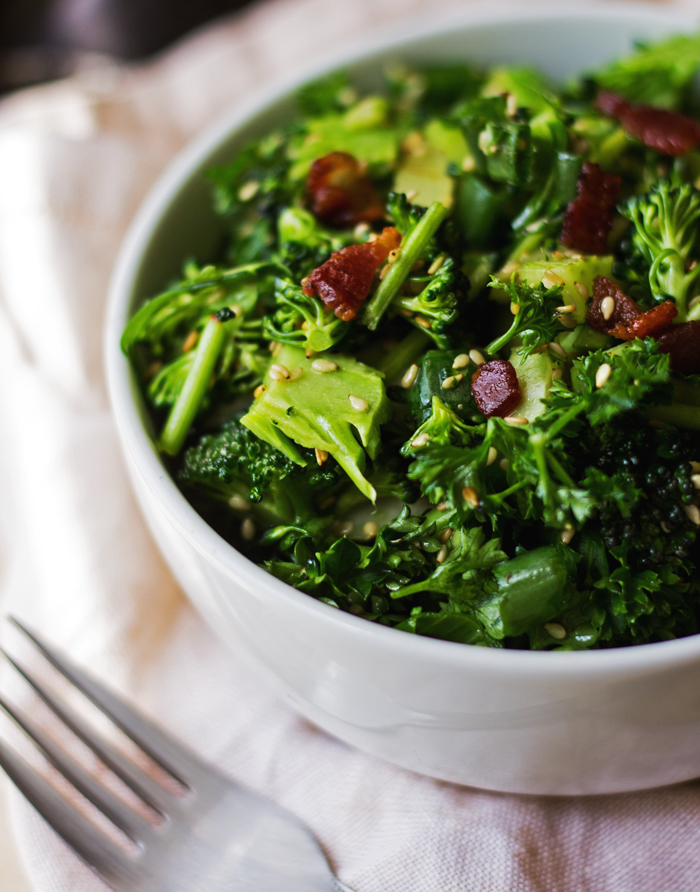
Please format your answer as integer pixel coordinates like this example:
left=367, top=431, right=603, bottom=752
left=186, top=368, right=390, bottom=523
left=621, top=180, right=700, bottom=321
left=392, top=256, right=462, bottom=348
left=275, top=207, right=355, bottom=280
left=263, top=278, right=348, bottom=353
left=241, top=345, right=391, bottom=501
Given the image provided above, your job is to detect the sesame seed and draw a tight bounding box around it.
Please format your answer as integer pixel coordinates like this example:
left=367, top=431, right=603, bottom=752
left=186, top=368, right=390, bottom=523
left=499, top=458, right=509, bottom=471
left=552, top=250, right=566, bottom=259
left=478, top=131, right=492, bottom=155
left=454, top=373, right=464, bottom=384
left=551, top=368, right=563, bottom=381
left=601, top=296, right=616, bottom=321
left=238, top=180, right=259, bottom=202
left=349, top=394, right=369, bottom=412
left=228, top=495, right=249, bottom=511
left=438, top=527, right=453, bottom=542
left=301, top=320, right=309, bottom=330
left=405, top=189, right=418, bottom=202
left=428, top=255, right=446, bottom=276
left=441, top=375, right=456, bottom=390
left=504, top=416, right=529, bottom=426
left=462, top=486, right=479, bottom=507
left=500, top=261, right=521, bottom=278
left=241, top=517, right=256, bottom=541
left=399, top=307, right=415, bottom=318
left=401, top=364, right=419, bottom=388
left=461, top=155, right=476, bottom=172
left=549, top=342, right=568, bottom=360
left=182, top=330, right=198, bottom=353
left=269, top=363, right=290, bottom=381
left=595, top=363, right=612, bottom=389
left=693, top=475, right=700, bottom=490
left=305, top=349, right=316, bottom=359
left=544, top=622, right=567, bottom=640
left=661, top=522, right=672, bottom=533
left=437, top=501, right=449, bottom=511
left=690, top=461, right=700, bottom=474
left=411, top=433, right=430, bottom=448
left=452, top=353, right=470, bottom=370
left=510, top=302, right=520, bottom=316
left=311, top=358, right=339, bottom=373
left=684, top=504, right=700, bottom=526
left=415, top=316, right=432, bottom=329
left=354, top=222, right=370, bottom=238
left=436, top=545, right=449, bottom=563
left=253, top=384, right=266, bottom=398
left=558, top=313, right=577, bottom=329
left=486, top=446, right=498, bottom=466
left=289, top=367, right=303, bottom=381
left=363, top=521, right=379, bottom=538
left=469, top=349, right=486, bottom=366
left=506, top=93, right=518, bottom=117
left=574, top=281, right=589, bottom=300
left=555, top=304, right=577, bottom=314
left=379, top=263, right=390, bottom=280
left=560, top=526, right=575, bottom=545
left=388, top=248, right=401, bottom=264
left=269, top=341, right=281, bottom=356
left=542, top=270, right=565, bottom=288
left=315, top=448, right=329, bottom=466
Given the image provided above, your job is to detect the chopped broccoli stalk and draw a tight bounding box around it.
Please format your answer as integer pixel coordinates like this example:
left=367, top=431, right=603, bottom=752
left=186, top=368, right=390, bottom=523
left=363, top=201, right=448, bottom=330
left=393, top=120, right=468, bottom=208
left=241, top=345, right=391, bottom=501
left=392, top=255, right=461, bottom=348
left=264, top=279, right=348, bottom=352
left=456, top=94, right=533, bottom=186
left=508, top=349, right=555, bottom=421
left=621, top=181, right=700, bottom=321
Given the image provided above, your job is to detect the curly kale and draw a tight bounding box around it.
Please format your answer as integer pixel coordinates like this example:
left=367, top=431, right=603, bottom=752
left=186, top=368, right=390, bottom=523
left=392, top=256, right=462, bottom=348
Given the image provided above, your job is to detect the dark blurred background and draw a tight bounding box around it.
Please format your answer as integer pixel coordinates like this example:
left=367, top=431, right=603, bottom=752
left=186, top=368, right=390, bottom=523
left=0, top=0, right=255, bottom=92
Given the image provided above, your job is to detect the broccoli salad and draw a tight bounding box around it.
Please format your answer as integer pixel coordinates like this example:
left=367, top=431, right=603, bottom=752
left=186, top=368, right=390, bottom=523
left=122, top=32, right=700, bottom=650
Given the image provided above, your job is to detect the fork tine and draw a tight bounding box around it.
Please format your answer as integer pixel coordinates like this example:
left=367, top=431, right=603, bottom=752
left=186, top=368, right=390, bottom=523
left=2, top=649, right=174, bottom=814
left=0, top=737, right=138, bottom=890
left=10, top=617, right=200, bottom=785
left=0, top=690, right=154, bottom=842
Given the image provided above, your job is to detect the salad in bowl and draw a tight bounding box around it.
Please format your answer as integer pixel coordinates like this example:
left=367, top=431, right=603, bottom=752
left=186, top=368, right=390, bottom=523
left=121, top=28, right=700, bottom=654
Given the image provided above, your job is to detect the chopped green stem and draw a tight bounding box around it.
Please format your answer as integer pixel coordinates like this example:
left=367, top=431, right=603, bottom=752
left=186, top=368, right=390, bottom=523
left=645, top=403, right=700, bottom=430
left=486, top=315, right=520, bottom=356
left=545, top=449, right=576, bottom=488
left=159, top=315, right=227, bottom=455
left=363, top=201, right=448, bottom=331
left=378, top=328, right=431, bottom=380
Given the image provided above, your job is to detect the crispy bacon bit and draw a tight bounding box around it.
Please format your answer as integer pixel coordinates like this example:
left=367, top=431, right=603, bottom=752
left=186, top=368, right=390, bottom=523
left=586, top=276, right=641, bottom=333
left=306, top=151, right=385, bottom=228
left=561, top=163, right=621, bottom=254
left=302, top=226, right=401, bottom=321
left=471, top=360, right=522, bottom=418
left=656, top=321, right=700, bottom=374
left=595, top=90, right=700, bottom=157
left=609, top=301, right=679, bottom=340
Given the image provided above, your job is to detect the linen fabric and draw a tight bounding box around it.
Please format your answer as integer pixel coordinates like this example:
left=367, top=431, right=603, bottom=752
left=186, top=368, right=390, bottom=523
left=1, top=1, right=700, bottom=889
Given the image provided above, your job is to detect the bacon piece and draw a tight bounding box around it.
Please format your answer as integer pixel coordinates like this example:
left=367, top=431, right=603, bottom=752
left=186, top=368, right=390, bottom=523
left=560, top=163, right=621, bottom=254
left=471, top=360, right=522, bottom=418
left=586, top=276, right=641, bottom=334
left=302, top=226, right=401, bottom=321
left=595, top=90, right=700, bottom=157
left=306, top=151, right=385, bottom=228
left=609, top=301, right=679, bottom=340
left=655, top=321, right=700, bottom=374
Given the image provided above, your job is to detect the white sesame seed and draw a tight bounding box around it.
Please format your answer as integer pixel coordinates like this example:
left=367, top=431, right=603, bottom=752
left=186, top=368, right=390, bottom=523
left=504, top=416, right=529, bottom=426
left=462, top=486, right=479, bottom=507
left=269, top=363, right=290, bottom=381
left=438, top=527, right=453, bottom=543
left=500, top=260, right=521, bottom=278
left=469, top=349, right=486, bottom=366
left=442, top=375, right=456, bottom=390
left=552, top=250, right=566, bottom=259
left=228, top=495, right=249, bottom=511
left=388, top=248, right=401, bottom=264
left=506, top=93, right=518, bottom=117
left=241, top=517, right=256, bottom=541
left=354, top=222, right=370, bottom=238
left=401, top=364, right=419, bottom=388
left=411, top=433, right=430, bottom=448
left=478, top=131, right=492, bottom=155
left=182, top=330, right=198, bottom=353
left=555, top=304, right=577, bottom=314
left=461, top=155, right=476, bottom=172
left=661, top=522, right=672, bottom=533
left=349, top=394, right=369, bottom=412
left=595, top=363, right=612, bottom=389
left=551, top=368, right=563, bottom=381
left=437, top=501, right=449, bottom=511
left=289, top=367, right=303, bottom=381
left=691, top=461, right=700, bottom=474
left=549, top=342, right=568, bottom=360
left=427, top=255, right=446, bottom=276
left=305, top=349, right=316, bottom=358
left=399, top=307, right=415, bottom=318
left=684, top=504, right=700, bottom=526
left=542, top=269, right=565, bottom=288
left=558, top=313, right=577, bottom=329
left=315, top=448, right=329, bottom=466
left=238, top=181, right=259, bottom=202
left=311, top=358, right=339, bottom=373
left=253, top=384, right=266, bottom=398
left=363, top=521, right=379, bottom=538
left=486, top=446, right=498, bottom=466
left=692, top=474, right=700, bottom=490
left=270, top=341, right=281, bottom=357
left=405, top=189, right=419, bottom=202
left=499, top=458, right=509, bottom=471
left=601, top=296, right=616, bottom=321
left=510, top=302, right=520, bottom=316
left=560, top=526, right=575, bottom=545
left=436, top=545, right=449, bottom=564
left=574, top=281, right=589, bottom=300
left=544, top=622, right=567, bottom=640
left=452, top=353, right=470, bottom=370
left=379, top=263, right=390, bottom=280
left=415, top=316, right=432, bottom=329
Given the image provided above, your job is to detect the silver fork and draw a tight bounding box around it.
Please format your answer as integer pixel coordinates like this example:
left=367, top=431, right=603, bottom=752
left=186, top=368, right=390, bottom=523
left=0, top=618, right=355, bottom=892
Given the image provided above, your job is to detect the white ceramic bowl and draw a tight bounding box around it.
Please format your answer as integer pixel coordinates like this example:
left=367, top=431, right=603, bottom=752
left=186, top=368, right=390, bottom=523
left=106, top=3, right=700, bottom=795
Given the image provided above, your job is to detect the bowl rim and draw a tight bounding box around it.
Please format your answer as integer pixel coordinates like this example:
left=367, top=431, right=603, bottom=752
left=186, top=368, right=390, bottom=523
left=106, top=0, right=700, bottom=680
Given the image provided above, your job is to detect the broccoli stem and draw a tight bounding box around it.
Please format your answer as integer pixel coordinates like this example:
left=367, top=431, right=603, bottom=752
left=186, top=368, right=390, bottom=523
left=363, top=201, right=448, bottom=331
left=645, top=403, right=700, bottom=430
left=378, top=328, right=431, bottom=380
left=159, top=315, right=226, bottom=455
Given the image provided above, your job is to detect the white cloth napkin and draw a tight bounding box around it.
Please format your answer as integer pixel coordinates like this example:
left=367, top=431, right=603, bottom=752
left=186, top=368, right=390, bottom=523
left=3, top=0, right=700, bottom=889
